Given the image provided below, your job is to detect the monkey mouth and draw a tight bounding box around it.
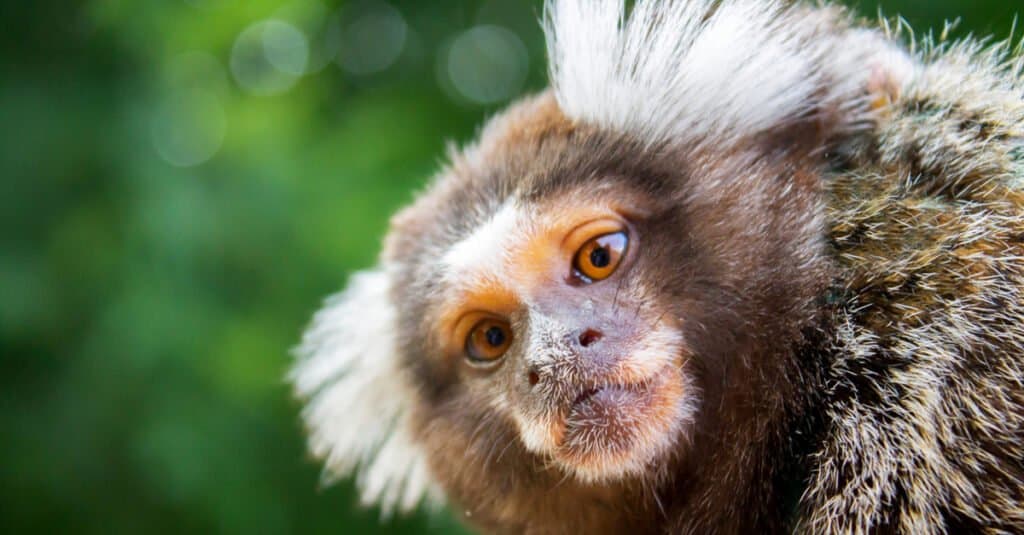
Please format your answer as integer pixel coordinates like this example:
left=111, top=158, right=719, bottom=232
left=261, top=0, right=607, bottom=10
left=564, top=378, right=657, bottom=433
left=570, top=386, right=605, bottom=408
left=569, top=379, right=653, bottom=413
left=553, top=365, right=690, bottom=482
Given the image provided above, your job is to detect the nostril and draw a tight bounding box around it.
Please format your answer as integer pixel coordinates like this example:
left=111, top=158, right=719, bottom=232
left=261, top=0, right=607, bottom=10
left=528, top=370, right=540, bottom=386
left=578, top=329, right=603, bottom=347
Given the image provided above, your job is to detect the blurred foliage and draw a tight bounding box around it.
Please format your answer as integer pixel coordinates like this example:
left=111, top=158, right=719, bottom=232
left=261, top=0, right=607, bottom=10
left=0, top=0, right=1016, bottom=533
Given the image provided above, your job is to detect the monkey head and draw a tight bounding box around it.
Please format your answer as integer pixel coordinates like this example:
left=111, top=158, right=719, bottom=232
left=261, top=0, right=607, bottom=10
left=389, top=116, right=701, bottom=486
left=291, top=0, right=914, bottom=531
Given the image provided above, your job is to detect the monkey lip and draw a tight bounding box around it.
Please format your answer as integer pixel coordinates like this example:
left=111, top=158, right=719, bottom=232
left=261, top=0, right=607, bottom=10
left=569, top=380, right=653, bottom=413
left=571, top=387, right=602, bottom=407
left=562, top=370, right=670, bottom=440
left=550, top=364, right=687, bottom=481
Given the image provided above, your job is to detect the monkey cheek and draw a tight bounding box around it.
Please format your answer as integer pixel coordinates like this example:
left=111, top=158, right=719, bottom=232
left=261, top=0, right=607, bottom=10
left=513, top=410, right=565, bottom=454
left=554, top=368, right=694, bottom=483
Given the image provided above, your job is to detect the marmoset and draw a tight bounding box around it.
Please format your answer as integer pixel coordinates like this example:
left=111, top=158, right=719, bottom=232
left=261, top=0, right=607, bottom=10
left=290, top=0, right=1024, bottom=533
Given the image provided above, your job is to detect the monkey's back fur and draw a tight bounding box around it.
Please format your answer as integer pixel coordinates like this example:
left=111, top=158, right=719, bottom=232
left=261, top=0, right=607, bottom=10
left=804, top=40, right=1024, bottom=533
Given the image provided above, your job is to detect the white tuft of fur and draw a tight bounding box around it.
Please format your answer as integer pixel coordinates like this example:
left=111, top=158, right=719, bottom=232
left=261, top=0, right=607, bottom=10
left=290, top=268, right=443, bottom=515
left=543, top=0, right=912, bottom=148
left=441, top=200, right=524, bottom=284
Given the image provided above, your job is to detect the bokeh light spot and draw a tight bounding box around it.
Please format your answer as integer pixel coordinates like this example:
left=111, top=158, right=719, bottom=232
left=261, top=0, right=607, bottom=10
left=336, top=1, right=408, bottom=76
left=262, top=20, right=309, bottom=76
left=231, top=20, right=309, bottom=95
left=275, top=0, right=340, bottom=74
left=150, top=89, right=227, bottom=167
left=443, top=25, right=528, bottom=105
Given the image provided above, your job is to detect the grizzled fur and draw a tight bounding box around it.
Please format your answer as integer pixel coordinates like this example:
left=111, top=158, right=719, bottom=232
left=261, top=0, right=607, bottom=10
left=291, top=1, right=1024, bottom=534
left=799, top=37, right=1024, bottom=533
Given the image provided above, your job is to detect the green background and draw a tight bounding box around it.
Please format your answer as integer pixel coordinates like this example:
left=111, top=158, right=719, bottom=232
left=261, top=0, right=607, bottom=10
left=1, top=1, right=1016, bottom=533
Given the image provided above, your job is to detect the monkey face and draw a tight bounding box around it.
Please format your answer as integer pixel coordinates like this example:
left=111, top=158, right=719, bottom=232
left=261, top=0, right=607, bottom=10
left=421, top=193, right=699, bottom=483
left=295, top=92, right=832, bottom=523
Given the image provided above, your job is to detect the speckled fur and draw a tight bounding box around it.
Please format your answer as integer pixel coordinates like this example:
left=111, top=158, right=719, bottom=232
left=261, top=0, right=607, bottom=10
left=798, top=36, right=1024, bottom=534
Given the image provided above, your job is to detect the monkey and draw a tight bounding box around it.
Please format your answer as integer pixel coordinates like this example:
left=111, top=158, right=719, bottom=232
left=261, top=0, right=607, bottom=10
left=290, top=0, right=1024, bottom=533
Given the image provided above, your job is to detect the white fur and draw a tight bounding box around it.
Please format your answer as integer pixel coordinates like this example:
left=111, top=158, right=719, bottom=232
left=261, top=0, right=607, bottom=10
left=543, top=0, right=912, bottom=148
left=441, top=201, right=524, bottom=281
left=290, top=269, right=443, bottom=515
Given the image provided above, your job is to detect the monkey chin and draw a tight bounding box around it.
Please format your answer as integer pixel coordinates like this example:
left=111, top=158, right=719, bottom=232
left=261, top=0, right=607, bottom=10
left=552, top=364, right=695, bottom=484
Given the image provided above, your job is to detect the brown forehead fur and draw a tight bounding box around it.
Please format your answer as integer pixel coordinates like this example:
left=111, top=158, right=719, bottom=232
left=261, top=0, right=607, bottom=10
left=382, top=90, right=837, bottom=533
left=476, top=92, right=578, bottom=160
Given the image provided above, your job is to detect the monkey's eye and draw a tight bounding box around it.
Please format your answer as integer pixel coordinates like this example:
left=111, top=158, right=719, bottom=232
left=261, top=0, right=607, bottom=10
left=466, top=318, right=513, bottom=363
left=573, top=231, right=628, bottom=282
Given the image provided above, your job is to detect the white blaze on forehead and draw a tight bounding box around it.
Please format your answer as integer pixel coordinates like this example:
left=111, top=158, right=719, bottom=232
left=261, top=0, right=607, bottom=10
left=441, top=201, right=531, bottom=285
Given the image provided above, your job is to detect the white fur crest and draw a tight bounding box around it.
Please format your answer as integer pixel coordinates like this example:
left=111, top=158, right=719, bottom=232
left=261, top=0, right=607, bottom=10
left=543, top=0, right=896, bottom=147
left=290, top=268, right=443, bottom=515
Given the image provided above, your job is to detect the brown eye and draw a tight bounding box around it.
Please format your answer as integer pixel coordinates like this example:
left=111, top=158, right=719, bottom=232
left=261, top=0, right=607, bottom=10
left=574, top=231, right=628, bottom=282
left=466, top=319, right=513, bottom=363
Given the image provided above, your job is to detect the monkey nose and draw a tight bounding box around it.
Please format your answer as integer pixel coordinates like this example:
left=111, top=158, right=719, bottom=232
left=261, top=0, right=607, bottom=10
left=523, top=327, right=606, bottom=388
left=578, top=329, right=603, bottom=347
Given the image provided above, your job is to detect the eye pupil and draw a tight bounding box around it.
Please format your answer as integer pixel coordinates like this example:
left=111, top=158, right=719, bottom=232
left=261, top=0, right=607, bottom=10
left=589, top=247, right=611, bottom=268
left=572, top=230, right=628, bottom=283
left=466, top=319, right=512, bottom=364
left=485, top=326, right=506, bottom=347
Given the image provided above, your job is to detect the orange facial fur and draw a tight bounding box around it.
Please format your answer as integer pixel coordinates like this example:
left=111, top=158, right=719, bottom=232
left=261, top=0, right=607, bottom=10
left=436, top=199, right=633, bottom=357
left=429, top=192, right=695, bottom=481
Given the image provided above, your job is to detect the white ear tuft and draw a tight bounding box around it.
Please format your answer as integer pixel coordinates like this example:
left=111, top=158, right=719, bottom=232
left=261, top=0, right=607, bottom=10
left=543, top=0, right=911, bottom=148
left=290, top=268, right=443, bottom=516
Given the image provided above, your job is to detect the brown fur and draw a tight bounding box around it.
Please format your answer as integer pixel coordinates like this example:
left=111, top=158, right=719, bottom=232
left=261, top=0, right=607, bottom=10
left=379, top=88, right=835, bottom=532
